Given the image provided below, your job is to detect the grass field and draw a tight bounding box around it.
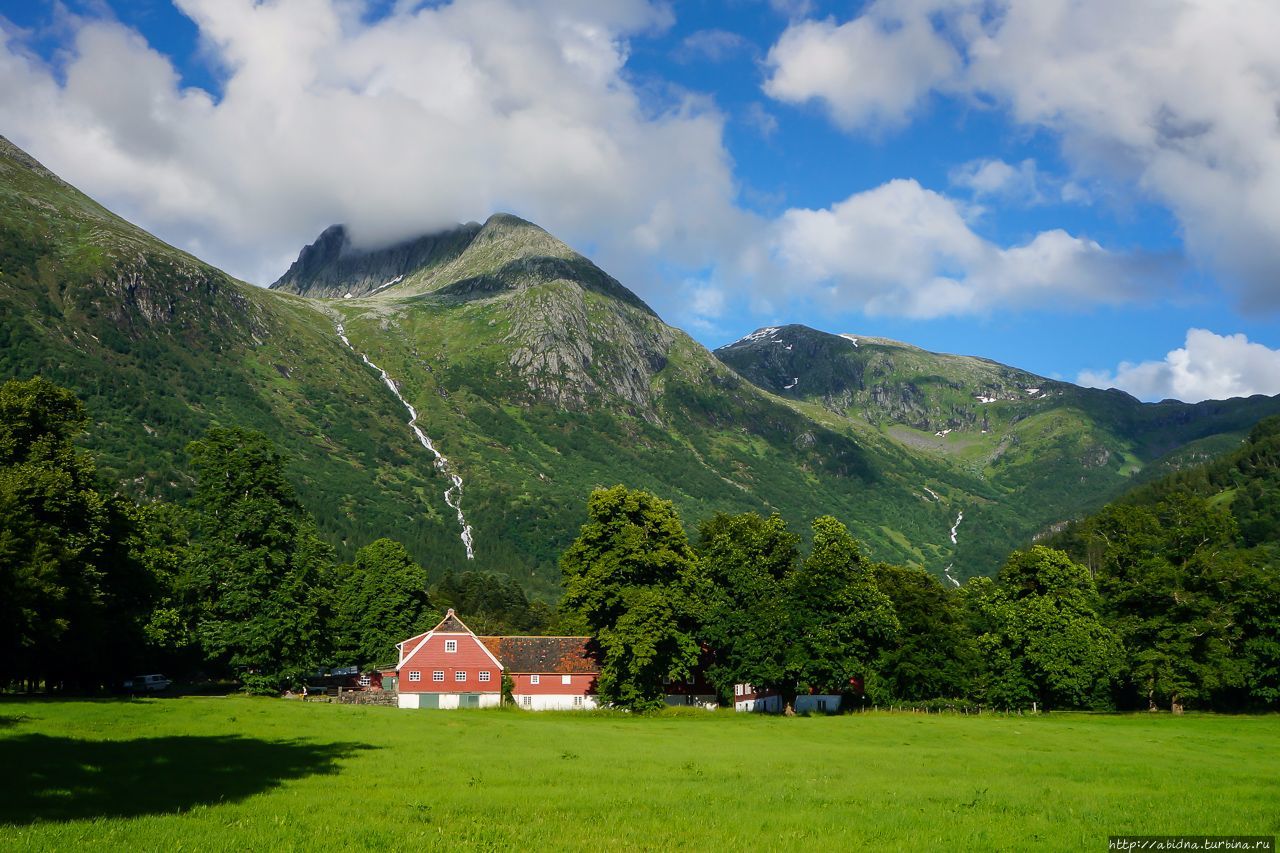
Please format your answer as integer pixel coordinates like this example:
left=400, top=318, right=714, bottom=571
left=1, top=699, right=1277, bottom=850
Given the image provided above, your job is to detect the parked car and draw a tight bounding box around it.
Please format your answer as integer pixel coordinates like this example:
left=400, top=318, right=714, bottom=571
left=123, top=674, right=172, bottom=693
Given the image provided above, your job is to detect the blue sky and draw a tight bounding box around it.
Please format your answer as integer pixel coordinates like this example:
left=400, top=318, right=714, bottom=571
left=2, top=0, right=1279, bottom=400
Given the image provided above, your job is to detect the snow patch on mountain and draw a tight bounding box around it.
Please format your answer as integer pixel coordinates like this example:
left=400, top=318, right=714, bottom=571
left=368, top=274, right=404, bottom=295
left=735, top=326, right=780, bottom=344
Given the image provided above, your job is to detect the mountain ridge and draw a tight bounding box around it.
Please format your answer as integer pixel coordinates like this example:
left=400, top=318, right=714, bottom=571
left=5, top=134, right=1280, bottom=593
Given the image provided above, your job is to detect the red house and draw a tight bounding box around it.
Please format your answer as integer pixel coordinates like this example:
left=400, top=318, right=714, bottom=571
left=481, top=636, right=600, bottom=710
left=395, top=610, right=601, bottom=710
left=394, top=610, right=734, bottom=711
left=396, top=610, right=505, bottom=709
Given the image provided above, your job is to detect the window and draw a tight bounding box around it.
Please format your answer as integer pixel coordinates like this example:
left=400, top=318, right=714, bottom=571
left=561, top=675, right=572, bottom=686
left=445, top=639, right=457, bottom=653
left=530, top=674, right=540, bottom=685
left=432, top=671, right=444, bottom=682
left=734, top=684, right=743, bottom=697
left=408, top=671, right=421, bottom=682
left=687, top=675, right=696, bottom=685
left=359, top=675, right=371, bottom=687
left=455, top=670, right=466, bottom=682
left=521, top=696, right=531, bottom=708
left=572, top=696, right=583, bottom=708
left=478, top=671, right=491, bottom=683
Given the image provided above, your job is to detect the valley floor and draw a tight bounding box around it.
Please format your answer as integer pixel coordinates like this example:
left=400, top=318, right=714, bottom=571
left=1, top=698, right=1276, bottom=850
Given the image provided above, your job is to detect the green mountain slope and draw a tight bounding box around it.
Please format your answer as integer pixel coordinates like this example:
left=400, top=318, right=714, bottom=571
left=0, top=137, right=978, bottom=589
left=273, top=214, right=1010, bottom=589
left=715, top=325, right=1280, bottom=573
left=0, top=135, right=480, bottom=567
left=5, top=134, right=1277, bottom=592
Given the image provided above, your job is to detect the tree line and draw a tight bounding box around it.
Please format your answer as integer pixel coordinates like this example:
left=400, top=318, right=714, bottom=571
left=5, top=377, right=1277, bottom=713
left=562, top=440, right=1280, bottom=712
left=0, top=378, right=551, bottom=693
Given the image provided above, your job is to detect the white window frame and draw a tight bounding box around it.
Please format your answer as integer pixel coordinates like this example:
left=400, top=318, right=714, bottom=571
left=432, top=670, right=444, bottom=682
left=522, top=696, right=531, bottom=708
left=561, top=674, right=572, bottom=686
left=358, top=675, right=371, bottom=687
left=445, top=639, right=457, bottom=653
left=572, top=696, right=583, bottom=708
left=478, top=671, right=491, bottom=683
left=455, top=670, right=466, bottom=682
left=734, top=684, right=743, bottom=696
left=530, top=674, right=540, bottom=685
left=408, top=671, right=421, bottom=682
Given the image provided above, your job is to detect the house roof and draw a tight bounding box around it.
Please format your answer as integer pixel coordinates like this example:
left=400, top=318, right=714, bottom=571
left=479, top=636, right=600, bottom=674
left=431, top=609, right=472, bottom=633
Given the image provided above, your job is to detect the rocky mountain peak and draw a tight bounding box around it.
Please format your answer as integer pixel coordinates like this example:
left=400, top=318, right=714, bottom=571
left=270, top=220, right=483, bottom=298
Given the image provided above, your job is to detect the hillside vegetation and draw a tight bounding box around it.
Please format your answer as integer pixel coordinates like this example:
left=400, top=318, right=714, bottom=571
left=717, top=324, right=1280, bottom=574
left=3, top=134, right=1279, bottom=591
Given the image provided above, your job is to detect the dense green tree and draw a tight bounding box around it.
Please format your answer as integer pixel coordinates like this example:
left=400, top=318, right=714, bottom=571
left=560, top=485, right=705, bottom=710
left=966, top=547, right=1122, bottom=710
left=183, top=427, right=332, bottom=692
left=696, top=512, right=799, bottom=702
left=433, top=569, right=548, bottom=634
left=0, top=377, right=151, bottom=691
left=781, top=516, right=899, bottom=711
left=332, top=538, right=433, bottom=669
left=866, top=563, right=978, bottom=703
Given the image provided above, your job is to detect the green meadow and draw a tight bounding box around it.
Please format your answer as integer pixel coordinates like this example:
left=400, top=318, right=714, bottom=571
left=2, top=699, right=1276, bottom=851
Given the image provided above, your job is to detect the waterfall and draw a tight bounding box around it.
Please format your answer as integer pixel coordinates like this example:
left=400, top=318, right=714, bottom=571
left=336, top=322, right=474, bottom=559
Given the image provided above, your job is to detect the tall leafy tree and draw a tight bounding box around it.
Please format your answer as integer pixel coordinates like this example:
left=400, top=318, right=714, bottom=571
left=966, top=546, right=1122, bottom=710
left=560, top=485, right=705, bottom=710
left=184, top=427, right=332, bottom=693
left=1092, top=495, right=1246, bottom=710
left=866, top=563, right=978, bottom=703
left=0, top=377, right=150, bottom=691
left=782, top=516, right=899, bottom=711
left=696, top=512, right=799, bottom=702
left=332, top=538, right=433, bottom=669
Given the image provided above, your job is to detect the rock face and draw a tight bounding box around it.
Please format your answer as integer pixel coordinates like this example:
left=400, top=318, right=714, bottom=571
left=714, top=324, right=1051, bottom=433
left=278, top=213, right=671, bottom=412
left=270, top=222, right=483, bottom=298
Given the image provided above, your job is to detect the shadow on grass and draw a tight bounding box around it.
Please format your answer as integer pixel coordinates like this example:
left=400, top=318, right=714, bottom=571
left=0, top=714, right=28, bottom=730
left=0, top=734, right=374, bottom=826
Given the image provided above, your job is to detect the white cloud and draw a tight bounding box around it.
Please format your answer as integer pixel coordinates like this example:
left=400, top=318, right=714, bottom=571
left=0, top=0, right=753, bottom=290
left=674, top=29, right=752, bottom=63
left=949, top=158, right=1044, bottom=204
left=1078, top=329, right=1280, bottom=403
left=763, top=0, right=1280, bottom=311
left=763, top=3, right=962, bottom=130
left=742, top=102, right=779, bottom=138
left=771, top=178, right=1172, bottom=318
left=0, top=0, right=1204, bottom=327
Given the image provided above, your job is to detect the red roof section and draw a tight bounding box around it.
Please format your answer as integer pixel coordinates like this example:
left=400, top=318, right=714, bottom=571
left=479, top=636, right=599, bottom=674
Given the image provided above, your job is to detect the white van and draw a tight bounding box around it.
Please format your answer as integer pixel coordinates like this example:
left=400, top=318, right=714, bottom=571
left=124, top=674, right=172, bottom=692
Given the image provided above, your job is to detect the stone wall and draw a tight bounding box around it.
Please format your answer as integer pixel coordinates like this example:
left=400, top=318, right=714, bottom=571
left=336, top=689, right=398, bottom=707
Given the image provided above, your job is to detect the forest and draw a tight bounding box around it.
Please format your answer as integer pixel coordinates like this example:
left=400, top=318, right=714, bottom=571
left=3, top=376, right=1278, bottom=712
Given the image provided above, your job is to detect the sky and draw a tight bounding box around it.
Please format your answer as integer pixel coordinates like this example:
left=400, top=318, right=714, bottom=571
left=2, top=0, right=1279, bottom=402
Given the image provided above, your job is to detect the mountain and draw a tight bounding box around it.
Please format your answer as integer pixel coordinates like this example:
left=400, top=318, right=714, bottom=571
left=0, top=135, right=479, bottom=568
left=4, top=134, right=1278, bottom=593
left=715, top=324, right=1280, bottom=571
left=1051, top=413, right=1280, bottom=553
